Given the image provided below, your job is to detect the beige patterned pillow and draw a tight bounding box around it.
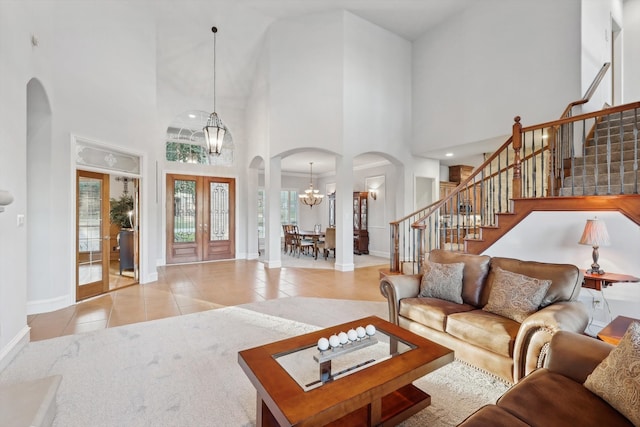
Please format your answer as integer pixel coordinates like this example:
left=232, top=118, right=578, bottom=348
left=419, top=261, right=464, bottom=304
left=584, top=321, right=640, bottom=426
left=482, top=267, right=551, bottom=322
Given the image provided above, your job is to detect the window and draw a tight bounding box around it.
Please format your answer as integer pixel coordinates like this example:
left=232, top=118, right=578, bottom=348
left=78, top=180, right=102, bottom=253
left=257, top=189, right=299, bottom=239
left=165, top=142, right=208, bottom=164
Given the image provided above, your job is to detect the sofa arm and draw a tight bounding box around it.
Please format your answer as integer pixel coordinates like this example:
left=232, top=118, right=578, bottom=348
left=379, top=274, right=421, bottom=324
left=512, top=301, right=589, bottom=382
left=545, top=330, right=613, bottom=383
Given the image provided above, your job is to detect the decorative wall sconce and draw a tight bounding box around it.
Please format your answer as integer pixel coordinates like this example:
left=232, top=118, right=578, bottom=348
left=369, top=190, right=377, bottom=200
left=0, top=190, right=14, bottom=213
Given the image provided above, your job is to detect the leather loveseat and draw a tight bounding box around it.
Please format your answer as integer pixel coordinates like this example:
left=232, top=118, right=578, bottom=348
left=379, top=250, right=589, bottom=383
left=459, top=331, right=634, bottom=426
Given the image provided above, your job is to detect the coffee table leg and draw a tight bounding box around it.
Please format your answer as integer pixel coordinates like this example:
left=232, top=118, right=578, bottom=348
left=257, top=395, right=281, bottom=427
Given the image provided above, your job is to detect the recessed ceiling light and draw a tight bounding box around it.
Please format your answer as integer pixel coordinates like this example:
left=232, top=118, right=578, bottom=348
left=445, top=153, right=453, bottom=157
left=188, top=114, right=196, bottom=119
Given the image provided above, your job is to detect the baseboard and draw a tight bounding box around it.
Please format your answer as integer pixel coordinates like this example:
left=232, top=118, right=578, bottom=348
left=0, top=325, right=30, bottom=372
left=264, top=260, right=282, bottom=269
left=368, top=250, right=390, bottom=259
left=335, top=262, right=355, bottom=272
left=26, top=295, right=73, bottom=316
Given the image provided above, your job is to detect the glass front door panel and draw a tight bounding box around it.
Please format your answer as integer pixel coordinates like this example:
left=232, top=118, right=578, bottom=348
left=173, top=179, right=196, bottom=243
left=78, top=176, right=103, bottom=286
left=209, top=182, right=229, bottom=241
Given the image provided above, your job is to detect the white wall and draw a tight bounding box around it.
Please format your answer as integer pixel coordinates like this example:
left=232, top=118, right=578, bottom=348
left=580, top=0, right=620, bottom=112
left=623, top=0, right=640, bottom=102
left=413, top=0, right=581, bottom=153
left=343, top=12, right=412, bottom=161
left=268, top=11, right=344, bottom=156
left=0, top=0, right=32, bottom=366
left=483, top=211, right=640, bottom=333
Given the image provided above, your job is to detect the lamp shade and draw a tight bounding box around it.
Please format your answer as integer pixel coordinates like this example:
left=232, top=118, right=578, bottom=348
left=578, top=218, right=610, bottom=247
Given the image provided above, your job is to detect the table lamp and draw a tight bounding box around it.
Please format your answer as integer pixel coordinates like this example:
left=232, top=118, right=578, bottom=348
left=578, top=217, right=610, bottom=275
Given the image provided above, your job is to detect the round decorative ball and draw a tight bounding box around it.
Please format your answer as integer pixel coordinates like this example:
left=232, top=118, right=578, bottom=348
left=329, top=334, right=341, bottom=348
left=356, top=326, right=366, bottom=338
left=365, top=324, right=376, bottom=336
left=338, top=332, right=349, bottom=345
left=317, top=337, right=329, bottom=351
left=347, top=329, right=358, bottom=342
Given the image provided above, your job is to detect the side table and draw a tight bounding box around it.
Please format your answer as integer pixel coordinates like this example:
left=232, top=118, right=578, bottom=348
left=582, top=271, right=640, bottom=291
left=597, top=315, right=639, bottom=345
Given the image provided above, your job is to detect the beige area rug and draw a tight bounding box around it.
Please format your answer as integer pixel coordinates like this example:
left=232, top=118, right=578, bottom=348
left=0, top=297, right=509, bottom=426
left=261, top=252, right=390, bottom=269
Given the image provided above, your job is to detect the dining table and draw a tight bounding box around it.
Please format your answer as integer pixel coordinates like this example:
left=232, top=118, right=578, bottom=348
left=297, top=230, right=325, bottom=259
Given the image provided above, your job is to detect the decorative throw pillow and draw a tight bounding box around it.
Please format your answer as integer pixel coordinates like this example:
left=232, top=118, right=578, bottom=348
left=419, top=261, right=464, bottom=304
left=482, top=267, right=551, bottom=322
left=584, top=321, right=640, bottom=426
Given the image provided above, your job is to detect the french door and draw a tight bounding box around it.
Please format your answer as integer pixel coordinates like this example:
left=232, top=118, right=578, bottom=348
left=166, top=174, right=235, bottom=264
left=76, top=170, right=110, bottom=300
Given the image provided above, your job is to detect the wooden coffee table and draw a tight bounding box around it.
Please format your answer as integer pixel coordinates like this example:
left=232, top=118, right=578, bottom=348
left=238, top=316, right=453, bottom=427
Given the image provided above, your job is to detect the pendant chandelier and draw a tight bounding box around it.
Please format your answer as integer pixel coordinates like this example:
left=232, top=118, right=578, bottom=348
left=299, top=162, right=324, bottom=208
left=203, top=26, right=227, bottom=156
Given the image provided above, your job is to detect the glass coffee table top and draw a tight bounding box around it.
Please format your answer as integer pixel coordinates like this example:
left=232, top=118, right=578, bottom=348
left=273, top=324, right=415, bottom=392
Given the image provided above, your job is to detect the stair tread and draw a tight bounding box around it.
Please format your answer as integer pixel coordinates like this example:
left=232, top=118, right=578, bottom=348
left=0, top=375, right=61, bottom=427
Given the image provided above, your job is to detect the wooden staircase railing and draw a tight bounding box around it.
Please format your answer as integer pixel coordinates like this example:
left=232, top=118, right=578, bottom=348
left=389, top=100, right=640, bottom=274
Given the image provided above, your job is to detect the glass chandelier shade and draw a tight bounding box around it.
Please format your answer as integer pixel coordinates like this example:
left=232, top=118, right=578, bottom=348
left=204, top=112, right=226, bottom=155
left=203, top=26, right=227, bottom=156
left=299, top=162, right=324, bottom=208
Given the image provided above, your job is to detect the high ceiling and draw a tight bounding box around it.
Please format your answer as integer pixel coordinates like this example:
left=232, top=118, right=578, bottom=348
left=156, top=0, right=475, bottom=173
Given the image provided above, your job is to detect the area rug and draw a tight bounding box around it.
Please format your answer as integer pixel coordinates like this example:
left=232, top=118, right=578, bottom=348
left=0, top=300, right=509, bottom=426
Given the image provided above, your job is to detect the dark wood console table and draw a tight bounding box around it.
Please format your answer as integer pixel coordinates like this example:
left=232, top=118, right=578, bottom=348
left=582, top=271, right=640, bottom=291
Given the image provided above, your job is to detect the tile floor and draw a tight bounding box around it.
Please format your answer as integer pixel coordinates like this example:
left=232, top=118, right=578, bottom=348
left=27, top=259, right=388, bottom=341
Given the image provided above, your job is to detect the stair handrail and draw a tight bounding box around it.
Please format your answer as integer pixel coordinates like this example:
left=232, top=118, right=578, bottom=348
left=559, top=62, right=611, bottom=118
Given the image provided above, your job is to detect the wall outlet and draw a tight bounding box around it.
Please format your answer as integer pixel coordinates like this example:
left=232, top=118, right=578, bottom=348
left=593, top=299, right=603, bottom=310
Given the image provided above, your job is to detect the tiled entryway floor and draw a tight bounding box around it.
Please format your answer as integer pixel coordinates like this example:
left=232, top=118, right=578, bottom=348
left=28, top=259, right=388, bottom=341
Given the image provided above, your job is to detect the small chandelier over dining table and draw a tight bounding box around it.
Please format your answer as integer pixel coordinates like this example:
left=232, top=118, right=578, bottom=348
left=299, top=162, right=324, bottom=208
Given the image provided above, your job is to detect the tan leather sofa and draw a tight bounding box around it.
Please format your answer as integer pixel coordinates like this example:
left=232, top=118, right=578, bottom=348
left=459, top=331, right=633, bottom=426
left=379, top=250, right=589, bottom=383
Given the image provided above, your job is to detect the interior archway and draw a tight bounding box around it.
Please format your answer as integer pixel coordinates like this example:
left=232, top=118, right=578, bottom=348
left=26, top=78, right=53, bottom=302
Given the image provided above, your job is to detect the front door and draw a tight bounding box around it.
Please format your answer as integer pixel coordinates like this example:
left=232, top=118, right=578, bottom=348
left=166, top=174, right=235, bottom=264
left=76, top=170, right=110, bottom=300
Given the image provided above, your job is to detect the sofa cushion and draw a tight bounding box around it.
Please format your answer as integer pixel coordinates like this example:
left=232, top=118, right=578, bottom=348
left=482, top=267, right=551, bottom=322
left=484, top=257, right=582, bottom=307
left=399, top=297, right=475, bottom=332
left=497, top=369, right=634, bottom=427
left=446, top=309, right=519, bottom=357
left=428, top=249, right=491, bottom=307
left=419, top=260, right=464, bottom=303
left=584, top=321, right=640, bottom=426
left=458, top=405, right=530, bottom=427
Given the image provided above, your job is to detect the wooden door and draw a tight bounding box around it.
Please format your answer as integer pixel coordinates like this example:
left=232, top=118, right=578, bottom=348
left=166, top=174, right=235, bottom=264
left=76, top=170, right=110, bottom=300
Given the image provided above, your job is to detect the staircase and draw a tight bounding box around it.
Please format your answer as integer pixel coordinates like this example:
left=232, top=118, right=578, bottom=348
left=389, top=101, right=640, bottom=275
left=560, top=108, right=639, bottom=196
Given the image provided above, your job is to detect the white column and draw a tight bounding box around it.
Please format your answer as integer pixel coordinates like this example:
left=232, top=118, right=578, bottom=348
left=264, top=157, right=282, bottom=268
left=334, top=155, right=354, bottom=271
left=246, top=169, right=259, bottom=259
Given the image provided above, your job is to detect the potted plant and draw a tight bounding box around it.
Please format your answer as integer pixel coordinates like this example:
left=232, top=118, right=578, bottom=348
left=109, top=194, right=134, bottom=229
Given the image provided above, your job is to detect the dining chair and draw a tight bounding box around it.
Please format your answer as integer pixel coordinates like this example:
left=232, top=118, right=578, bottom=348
left=282, top=224, right=296, bottom=254
left=293, top=230, right=315, bottom=257
left=316, top=227, right=336, bottom=260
